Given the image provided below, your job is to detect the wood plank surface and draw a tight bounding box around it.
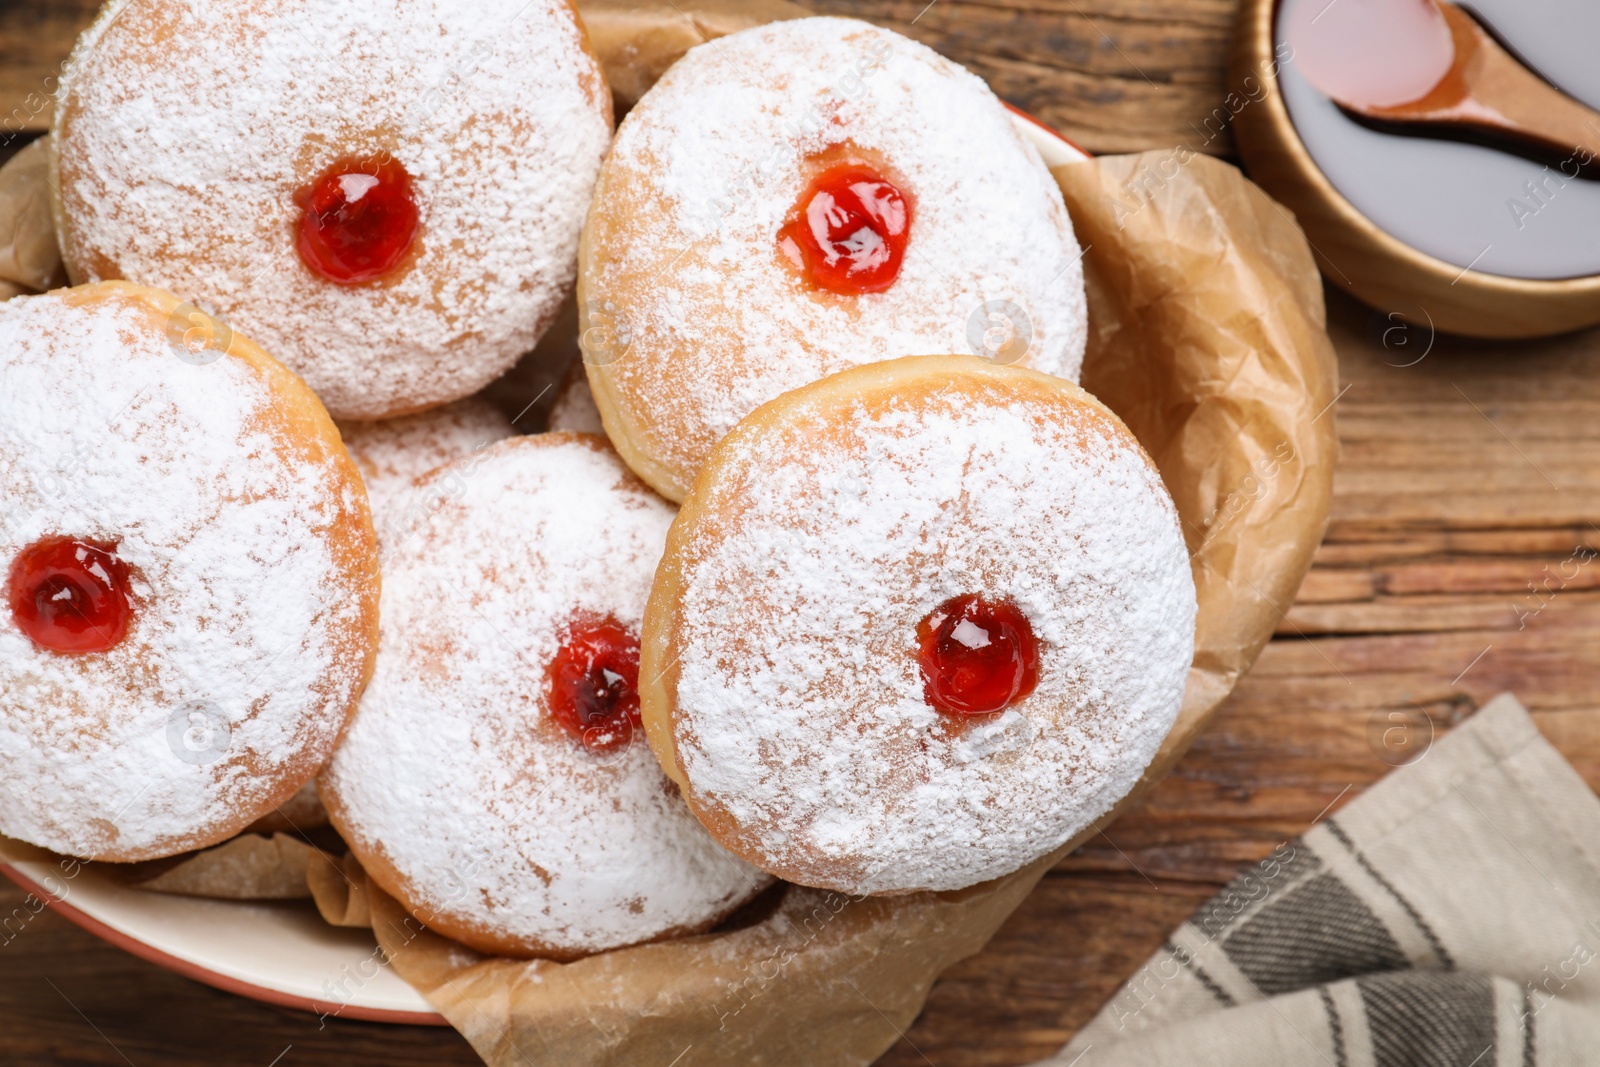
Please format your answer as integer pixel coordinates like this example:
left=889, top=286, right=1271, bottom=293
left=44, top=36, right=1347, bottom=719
left=806, top=0, right=1241, bottom=155
left=0, top=0, right=86, bottom=141
left=6, top=2, right=1600, bottom=1065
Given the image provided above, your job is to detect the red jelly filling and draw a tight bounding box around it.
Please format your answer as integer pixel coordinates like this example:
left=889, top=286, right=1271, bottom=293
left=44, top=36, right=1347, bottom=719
left=546, top=616, right=642, bottom=751
left=295, top=155, right=420, bottom=285
left=917, top=595, right=1040, bottom=716
left=778, top=162, right=912, bottom=294
left=7, top=537, right=133, bottom=654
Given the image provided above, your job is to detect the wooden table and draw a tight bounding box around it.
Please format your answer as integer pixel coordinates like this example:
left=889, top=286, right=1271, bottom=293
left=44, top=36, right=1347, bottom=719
left=6, top=1, right=1600, bottom=1064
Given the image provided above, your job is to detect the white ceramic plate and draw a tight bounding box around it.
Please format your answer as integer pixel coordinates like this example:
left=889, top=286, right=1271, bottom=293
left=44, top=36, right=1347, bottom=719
left=0, top=854, right=446, bottom=1023
left=0, top=108, right=1089, bottom=1026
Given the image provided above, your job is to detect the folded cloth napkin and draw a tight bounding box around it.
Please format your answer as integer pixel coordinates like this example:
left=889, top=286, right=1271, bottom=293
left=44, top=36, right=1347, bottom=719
left=1049, top=693, right=1600, bottom=1067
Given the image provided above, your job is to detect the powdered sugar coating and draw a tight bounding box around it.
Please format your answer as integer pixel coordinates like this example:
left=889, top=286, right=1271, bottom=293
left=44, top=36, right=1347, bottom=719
left=663, top=367, right=1195, bottom=894
left=0, top=287, right=377, bottom=860
left=337, top=398, right=515, bottom=547
left=53, top=0, right=612, bottom=419
left=582, top=16, right=1087, bottom=500
left=321, top=435, right=769, bottom=957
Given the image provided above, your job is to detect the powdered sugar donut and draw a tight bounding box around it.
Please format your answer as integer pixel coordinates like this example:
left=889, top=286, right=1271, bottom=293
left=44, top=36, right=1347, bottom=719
left=642, top=357, right=1195, bottom=895
left=579, top=16, right=1087, bottom=500
left=336, top=398, right=516, bottom=546
left=52, top=0, right=612, bottom=420
left=320, top=434, right=770, bottom=958
left=0, top=283, right=380, bottom=862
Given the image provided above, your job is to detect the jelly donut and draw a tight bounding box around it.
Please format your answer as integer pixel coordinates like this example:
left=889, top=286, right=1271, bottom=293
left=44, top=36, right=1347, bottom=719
left=642, top=357, right=1196, bottom=895
left=320, top=434, right=769, bottom=958
left=0, top=283, right=380, bottom=862
left=52, top=0, right=612, bottom=420
left=579, top=16, right=1088, bottom=500
left=337, top=398, right=516, bottom=547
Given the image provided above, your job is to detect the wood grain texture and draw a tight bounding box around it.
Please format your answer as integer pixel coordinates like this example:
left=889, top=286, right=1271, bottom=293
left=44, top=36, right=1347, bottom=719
left=807, top=0, right=1239, bottom=155
left=5, top=1, right=1600, bottom=1065
left=0, top=0, right=92, bottom=141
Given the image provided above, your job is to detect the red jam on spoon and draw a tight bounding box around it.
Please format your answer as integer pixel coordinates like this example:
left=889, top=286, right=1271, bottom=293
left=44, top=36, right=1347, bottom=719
left=295, top=155, right=420, bottom=285
left=778, top=161, right=913, bottom=294
left=546, top=616, right=642, bottom=751
left=917, top=595, right=1039, bottom=716
left=8, top=537, right=133, bottom=654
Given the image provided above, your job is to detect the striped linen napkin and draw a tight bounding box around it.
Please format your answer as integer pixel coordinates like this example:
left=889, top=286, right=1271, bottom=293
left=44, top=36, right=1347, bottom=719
left=1049, top=693, right=1600, bottom=1067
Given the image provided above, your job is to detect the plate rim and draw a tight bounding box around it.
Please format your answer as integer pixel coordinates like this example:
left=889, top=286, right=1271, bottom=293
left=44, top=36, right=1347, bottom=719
left=0, top=861, right=452, bottom=1026
left=1004, top=102, right=1091, bottom=163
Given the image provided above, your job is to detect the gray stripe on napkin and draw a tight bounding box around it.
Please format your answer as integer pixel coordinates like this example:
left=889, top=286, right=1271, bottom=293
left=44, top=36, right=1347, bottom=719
left=1358, top=971, right=1494, bottom=1067
left=1047, top=693, right=1600, bottom=1067
left=1166, top=938, right=1236, bottom=1008
left=1324, top=816, right=1456, bottom=971
left=1221, top=871, right=1407, bottom=996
